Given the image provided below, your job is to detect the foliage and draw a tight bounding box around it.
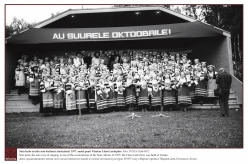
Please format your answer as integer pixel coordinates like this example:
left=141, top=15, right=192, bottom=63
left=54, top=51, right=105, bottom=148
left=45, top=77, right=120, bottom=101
left=181, top=5, right=243, bottom=81
left=51, top=12, right=61, bottom=18
left=6, top=17, right=35, bottom=38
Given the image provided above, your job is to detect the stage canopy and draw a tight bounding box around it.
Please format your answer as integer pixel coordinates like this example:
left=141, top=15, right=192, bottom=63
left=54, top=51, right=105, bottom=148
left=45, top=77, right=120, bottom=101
left=6, top=6, right=230, bottom=44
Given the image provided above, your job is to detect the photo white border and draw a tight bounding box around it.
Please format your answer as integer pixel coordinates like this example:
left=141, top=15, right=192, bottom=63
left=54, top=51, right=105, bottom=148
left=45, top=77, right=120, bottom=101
left=1, top=1, right=247, bottom=163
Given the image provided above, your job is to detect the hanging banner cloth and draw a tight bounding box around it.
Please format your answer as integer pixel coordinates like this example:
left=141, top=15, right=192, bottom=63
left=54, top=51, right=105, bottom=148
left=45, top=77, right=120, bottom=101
left=7, top=22, right=223, bottom=44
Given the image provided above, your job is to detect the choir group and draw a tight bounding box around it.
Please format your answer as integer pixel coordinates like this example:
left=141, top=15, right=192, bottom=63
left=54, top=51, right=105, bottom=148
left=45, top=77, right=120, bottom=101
left=14, top=50, right=218, bottom=114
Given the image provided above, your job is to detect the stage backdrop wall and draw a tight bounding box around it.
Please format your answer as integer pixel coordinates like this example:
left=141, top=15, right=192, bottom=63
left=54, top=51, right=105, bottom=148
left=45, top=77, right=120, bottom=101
left=5, top=45, right=19, bottom=94
left=190, top=36, right=233, bottom=75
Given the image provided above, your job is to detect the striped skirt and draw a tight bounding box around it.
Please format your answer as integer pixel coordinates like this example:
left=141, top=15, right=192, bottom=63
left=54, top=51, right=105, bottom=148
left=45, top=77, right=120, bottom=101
left=75, top=90, right=88, bottom=109
left=116, top=93, right=126, bottom=107
left=53, top=92, right=64, bottom=109
left=207, top=79, right=217, bottom=97
left=189, top=85, right=195, bottom=99
left=42, top=91, right=54, bottom=108
left=151, top=90, right=161, bottom=107
left=178, top=86, right=192, bottom=105
left=29, top=79, right=39, bottom=96
left=88, top=88, right=96, bottom=108
left=66, top=92, right=77, bottom=110
left=138, top=87, right=149, bottom=106
left=107, top=89, right=117, bottom=108
left=125, top=86, right=136, bottom=105
left=163, top=89, right=176, bottom=105
left=195, top=80, right=207, bottom=97
left=96, top=92, right=108, bottom=110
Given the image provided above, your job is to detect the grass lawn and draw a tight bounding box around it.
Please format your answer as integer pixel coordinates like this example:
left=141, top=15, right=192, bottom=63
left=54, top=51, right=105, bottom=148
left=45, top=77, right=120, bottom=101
left=5, top=109, right=243, bottom=148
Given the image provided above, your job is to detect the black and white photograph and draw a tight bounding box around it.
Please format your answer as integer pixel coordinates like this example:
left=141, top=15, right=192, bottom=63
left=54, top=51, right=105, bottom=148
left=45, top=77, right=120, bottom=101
left=5, top=4, right=243, bottom=151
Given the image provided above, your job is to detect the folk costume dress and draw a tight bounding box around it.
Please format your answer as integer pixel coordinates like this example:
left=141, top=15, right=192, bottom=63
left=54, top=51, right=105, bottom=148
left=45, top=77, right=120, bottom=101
left=124, top=78, right=136, bottom=106
left=15, top=66, right=25, bottom=87
left=194, top=72, right=207, bottom=97
left=107, top=81, right=117, bottom=108
left=96, top=83, right=108, bottom=111
left=207, top=71, right=218, bottom=97
left=151, top=80, right=161, bottom=107
left=75, top=81, right=88, bottom=110
left=41, top=80, right=54, bottom=109
left=53, top=79, right=64, bottom=109
left=29, top=70, right=40, bottom=103
left=177, top=77, right=192, bottom=105
left=23, top=63, right=30, bottom=89
left=116, top=81, right=126, bottom=107
left=138, top=80, right=150, bottom=107
left=65, top=82, right=77, bottom=111
left=163, top=79, right=176, bottom=106
left=88, top=79, right=96, bottom=109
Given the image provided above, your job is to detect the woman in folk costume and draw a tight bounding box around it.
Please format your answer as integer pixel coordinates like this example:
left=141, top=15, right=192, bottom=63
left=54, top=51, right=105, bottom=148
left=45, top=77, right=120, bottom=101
left=201, top=62, right=208, bottom=74
left=146, top=71, right=153, bottom=99
left=29, top=65, right=40, bottom=104
left=44, top=57, right=49, bottom=64
left=163, top=74, right=177, bottom=111
left=187, top=65, right=196, bottom=101
left=67, top=58, right=75, bottom=72
left=73, top=51, right=84, bottom=68
left=88, top=73, right=97, bottom=112
left=110, top=55, right=120, bottom=71
left=52, top=74, right=64, bottom=112
left=194, top=65, right=208, bottom=104
left=177, top=72, right=192, bottom=111
left=206, top=65, right=218, bottom=99
left=107, top=75, right=117, bottom=112
left=92, top=51, right=101, bottom=66
left=59, top=58, right=67, bottom=75
left=15, top=60, right=26, bottom=95
left=53, top=56, right=59, bottom=65
left=95, top=78, right=109, bottom=112
left=44, top=62, right=51, bottom=75
left=124, top=72, right=136, bottom=111
left=32, top=55, right=39, bottom=66
left=193, top=59, right=201, bottom=71
left=75, top=75, right=88, bottom=112
left=120, top=50, right=131, bottom=64
left=175, top=53, right=182, bottom=64
left=65, top=77, right=77, bottom=113
left=39, top=75, right=54, bottom=113
left=115, top=75, right=126, bottom=110
left=21, top=55, right=29, bottom=91
left=151, top=74, right=161, bottom=111
left=137, top=74, right=150, bottom=112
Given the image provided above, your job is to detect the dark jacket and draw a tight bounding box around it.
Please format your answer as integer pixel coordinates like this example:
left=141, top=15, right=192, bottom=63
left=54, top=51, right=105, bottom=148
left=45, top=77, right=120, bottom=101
left=216, top=71, right=232, bottom=89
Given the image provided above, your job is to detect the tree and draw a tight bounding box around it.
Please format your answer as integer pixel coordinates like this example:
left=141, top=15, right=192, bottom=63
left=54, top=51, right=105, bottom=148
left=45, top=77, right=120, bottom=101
left=51, top=12, right=61, bottom=18
left=6, top=17, right=35, bottom=38
left=181, top=5, right=243, bottom=81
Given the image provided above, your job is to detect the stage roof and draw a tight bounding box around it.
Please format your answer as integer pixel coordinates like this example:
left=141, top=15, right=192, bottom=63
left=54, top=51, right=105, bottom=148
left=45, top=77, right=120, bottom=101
left=6, top=6, right=231, bottom=44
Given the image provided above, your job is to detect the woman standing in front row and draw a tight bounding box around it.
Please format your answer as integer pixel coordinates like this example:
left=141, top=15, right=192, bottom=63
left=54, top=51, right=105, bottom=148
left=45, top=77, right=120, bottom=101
left=177, top=72, right=192, bottom=111
left=138, top=75, right=149, bottom=112
left=15, top=60, right=26, bottom=95
left=163, top=74, right=176, bottom=111
left=29, top=66, right=40, bottom=105
left=207, top=65, right=218, bottom=103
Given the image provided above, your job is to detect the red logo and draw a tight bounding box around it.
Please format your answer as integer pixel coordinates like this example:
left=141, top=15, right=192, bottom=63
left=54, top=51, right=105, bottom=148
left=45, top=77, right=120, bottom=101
left=5, top=148, right=17, bottom=161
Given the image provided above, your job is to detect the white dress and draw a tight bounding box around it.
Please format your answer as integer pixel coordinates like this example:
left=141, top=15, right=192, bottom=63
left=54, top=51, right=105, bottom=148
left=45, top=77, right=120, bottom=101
left=15, top=67, right=25, bottom=86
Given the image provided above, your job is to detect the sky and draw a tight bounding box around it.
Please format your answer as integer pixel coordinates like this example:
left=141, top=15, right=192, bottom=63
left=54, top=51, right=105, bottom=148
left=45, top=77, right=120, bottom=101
left=6, top=5, right=113, bottom=25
